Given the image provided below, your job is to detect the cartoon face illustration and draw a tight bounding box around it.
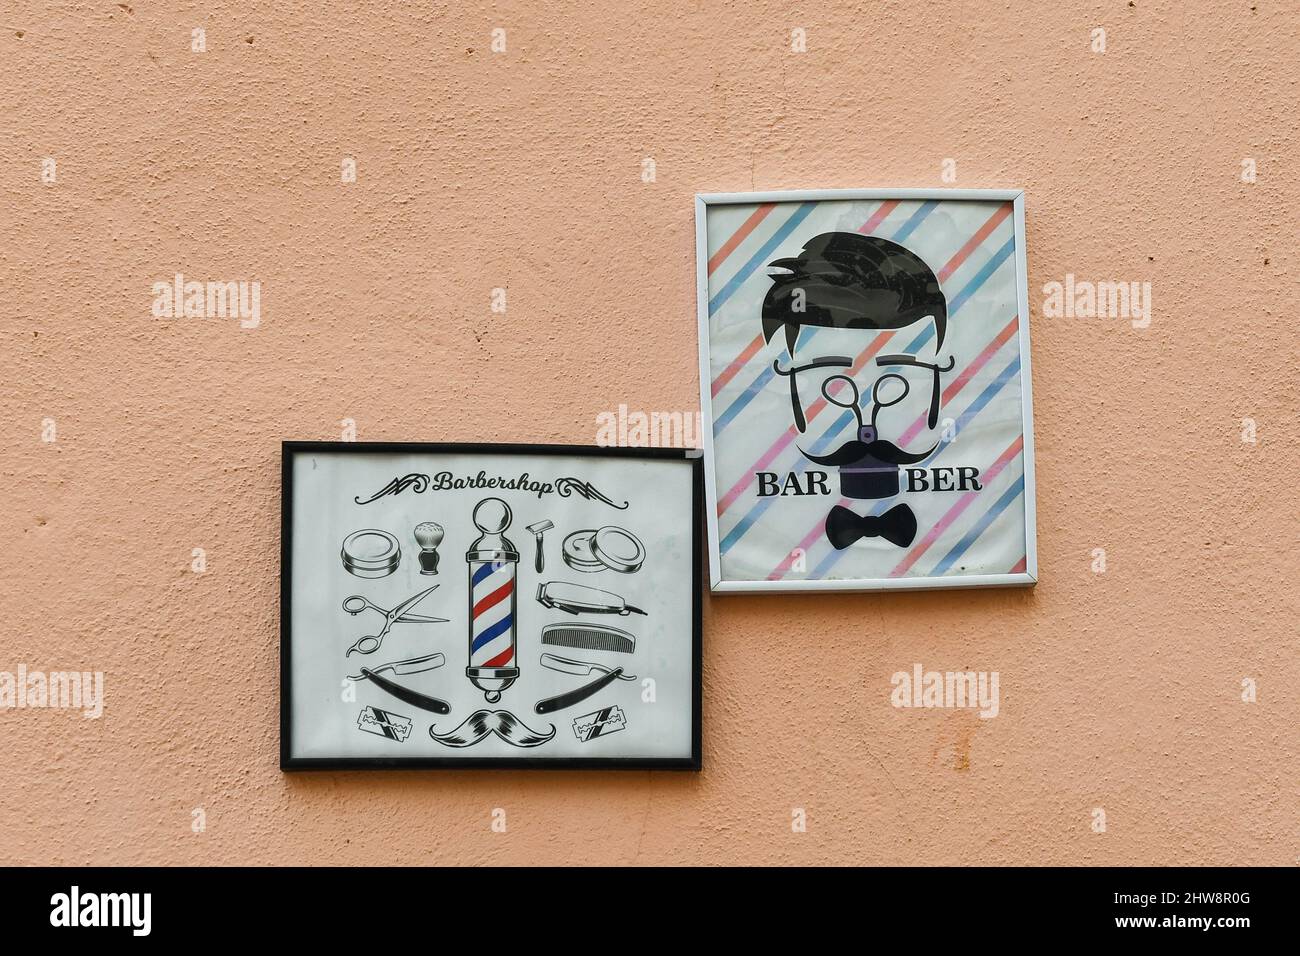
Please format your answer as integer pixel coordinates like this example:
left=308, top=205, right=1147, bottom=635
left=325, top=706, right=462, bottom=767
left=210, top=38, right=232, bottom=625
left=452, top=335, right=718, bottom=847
left=761, top=232, right=952, bottom=546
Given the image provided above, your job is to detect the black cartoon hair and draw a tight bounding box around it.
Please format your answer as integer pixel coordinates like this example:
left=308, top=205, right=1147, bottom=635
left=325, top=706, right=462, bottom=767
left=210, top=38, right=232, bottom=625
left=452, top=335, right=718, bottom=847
left=762, top=232, right=947, bottom=356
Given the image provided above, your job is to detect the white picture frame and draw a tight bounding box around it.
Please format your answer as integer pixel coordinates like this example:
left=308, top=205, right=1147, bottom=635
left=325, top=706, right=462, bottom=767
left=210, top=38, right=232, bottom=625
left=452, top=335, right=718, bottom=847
left=694, top=189, right=1038, bottom=593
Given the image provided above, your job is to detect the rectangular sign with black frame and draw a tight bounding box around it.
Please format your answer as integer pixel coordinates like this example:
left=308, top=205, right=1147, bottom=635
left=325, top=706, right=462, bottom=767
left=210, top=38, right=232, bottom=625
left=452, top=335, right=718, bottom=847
left=280, top=442, right=702, bottom=770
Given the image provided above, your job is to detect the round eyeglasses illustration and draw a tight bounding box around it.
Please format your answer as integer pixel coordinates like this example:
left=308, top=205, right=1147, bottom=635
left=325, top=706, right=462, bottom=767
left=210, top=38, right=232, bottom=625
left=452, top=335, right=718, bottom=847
left=762, top=232, right=952, bottom=549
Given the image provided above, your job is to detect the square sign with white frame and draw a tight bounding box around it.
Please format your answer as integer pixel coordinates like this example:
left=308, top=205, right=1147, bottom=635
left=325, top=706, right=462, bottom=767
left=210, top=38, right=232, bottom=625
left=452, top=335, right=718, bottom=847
left=695, top=189, right=1037, bottom=593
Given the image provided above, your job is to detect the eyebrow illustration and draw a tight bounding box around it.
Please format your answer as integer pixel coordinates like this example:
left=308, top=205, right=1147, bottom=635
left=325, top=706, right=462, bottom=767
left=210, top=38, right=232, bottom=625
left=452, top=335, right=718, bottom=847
left=772, top=355, right=852, bottom=432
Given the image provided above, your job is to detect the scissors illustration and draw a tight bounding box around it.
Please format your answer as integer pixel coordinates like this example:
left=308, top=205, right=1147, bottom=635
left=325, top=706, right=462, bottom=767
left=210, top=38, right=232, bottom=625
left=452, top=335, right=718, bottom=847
left=821, top=371, right=911, bottom=437
left=343, top=585, right=447, bottom=657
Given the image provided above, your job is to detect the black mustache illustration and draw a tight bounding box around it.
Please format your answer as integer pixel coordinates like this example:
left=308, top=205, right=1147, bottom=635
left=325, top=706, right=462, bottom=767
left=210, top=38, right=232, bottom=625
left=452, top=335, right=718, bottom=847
left=428, top=709, right=556, bottom=748
left=826, top=504, right=918, bottom=549
left=801, top=437, right=937, bottom=467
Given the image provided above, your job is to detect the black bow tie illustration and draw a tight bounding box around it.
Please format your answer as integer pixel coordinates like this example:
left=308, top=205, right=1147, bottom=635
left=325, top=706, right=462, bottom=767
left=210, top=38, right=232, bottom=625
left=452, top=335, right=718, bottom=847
left=825, top=504, right=918, bottom=550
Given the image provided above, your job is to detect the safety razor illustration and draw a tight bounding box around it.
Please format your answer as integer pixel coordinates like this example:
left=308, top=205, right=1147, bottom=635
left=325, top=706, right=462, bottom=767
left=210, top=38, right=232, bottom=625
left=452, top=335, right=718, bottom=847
left=526, top=519, right=553, bottom=573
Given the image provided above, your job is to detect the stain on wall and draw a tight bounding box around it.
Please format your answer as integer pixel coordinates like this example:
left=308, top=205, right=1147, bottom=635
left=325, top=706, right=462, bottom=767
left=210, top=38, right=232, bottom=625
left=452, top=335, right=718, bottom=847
left=1, top=1, right=1296, bottom=865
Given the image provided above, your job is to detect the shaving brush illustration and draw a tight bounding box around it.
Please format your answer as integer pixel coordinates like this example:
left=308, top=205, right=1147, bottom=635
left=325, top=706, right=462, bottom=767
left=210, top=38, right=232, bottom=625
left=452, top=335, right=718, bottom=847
left=464, top=498, right=520, bottom=703
left=413, top=521, right=444, bottom=574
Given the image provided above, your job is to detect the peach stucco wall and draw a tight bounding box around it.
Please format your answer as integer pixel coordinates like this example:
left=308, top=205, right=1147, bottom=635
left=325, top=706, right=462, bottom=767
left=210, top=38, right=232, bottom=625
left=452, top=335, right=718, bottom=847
left=2, top=1, right=1296, bottom=865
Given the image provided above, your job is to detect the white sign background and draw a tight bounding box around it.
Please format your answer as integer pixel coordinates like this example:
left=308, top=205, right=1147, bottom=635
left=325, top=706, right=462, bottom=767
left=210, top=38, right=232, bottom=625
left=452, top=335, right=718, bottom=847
left=284, top=447, right=697, bottom=764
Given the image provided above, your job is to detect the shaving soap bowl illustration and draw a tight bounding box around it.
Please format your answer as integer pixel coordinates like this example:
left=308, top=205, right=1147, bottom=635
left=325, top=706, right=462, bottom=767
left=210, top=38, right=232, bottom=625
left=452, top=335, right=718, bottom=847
left=341, top=529, right=401, bottom=578
left=561, top=526, right=646, bottom=573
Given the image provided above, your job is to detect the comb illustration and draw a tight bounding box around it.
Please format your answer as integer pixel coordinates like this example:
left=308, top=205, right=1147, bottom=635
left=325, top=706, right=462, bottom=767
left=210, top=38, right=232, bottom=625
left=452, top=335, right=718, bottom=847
left=540, top=623, right=636, bottom=654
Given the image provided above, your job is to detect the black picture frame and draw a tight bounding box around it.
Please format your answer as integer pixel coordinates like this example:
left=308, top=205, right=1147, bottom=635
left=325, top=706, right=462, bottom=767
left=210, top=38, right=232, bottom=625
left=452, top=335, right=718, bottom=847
left=280, top=441, right=704, bottom=771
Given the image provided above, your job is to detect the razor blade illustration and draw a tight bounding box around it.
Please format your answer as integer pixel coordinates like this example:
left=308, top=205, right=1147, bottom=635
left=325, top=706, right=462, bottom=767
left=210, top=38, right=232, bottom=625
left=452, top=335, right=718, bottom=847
left=357, top=705, right=413, bottom=743
left=572, top=705, right=627, bottom=742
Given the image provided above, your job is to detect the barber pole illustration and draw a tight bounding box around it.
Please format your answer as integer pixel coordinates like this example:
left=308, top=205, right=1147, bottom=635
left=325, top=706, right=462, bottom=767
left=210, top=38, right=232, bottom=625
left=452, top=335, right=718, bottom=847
left=465, top=497, right=520, bottom=703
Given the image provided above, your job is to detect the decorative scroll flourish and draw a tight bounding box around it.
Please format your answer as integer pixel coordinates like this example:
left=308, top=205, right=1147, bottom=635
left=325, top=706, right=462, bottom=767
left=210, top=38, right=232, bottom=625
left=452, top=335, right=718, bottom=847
left=355, top=473, right=430, bottom=505
left=554, top=477, right=629, bottom=510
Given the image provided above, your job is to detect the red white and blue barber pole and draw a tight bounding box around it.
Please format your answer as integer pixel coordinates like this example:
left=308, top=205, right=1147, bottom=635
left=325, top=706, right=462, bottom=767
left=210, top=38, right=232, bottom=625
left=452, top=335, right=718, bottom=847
left=465, top=497, right=520, bottom=703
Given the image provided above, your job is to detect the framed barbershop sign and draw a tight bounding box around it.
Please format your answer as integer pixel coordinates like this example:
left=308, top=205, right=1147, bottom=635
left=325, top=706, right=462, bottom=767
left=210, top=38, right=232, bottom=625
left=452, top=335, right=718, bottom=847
left=694, top=189, right=1037, bottom=593
left=281, top=443, right=702, bottom=769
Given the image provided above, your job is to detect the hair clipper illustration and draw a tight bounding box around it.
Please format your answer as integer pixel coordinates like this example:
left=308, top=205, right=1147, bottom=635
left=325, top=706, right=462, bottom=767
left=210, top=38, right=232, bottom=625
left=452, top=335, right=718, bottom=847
left=536, top=581, right=646, bottom=616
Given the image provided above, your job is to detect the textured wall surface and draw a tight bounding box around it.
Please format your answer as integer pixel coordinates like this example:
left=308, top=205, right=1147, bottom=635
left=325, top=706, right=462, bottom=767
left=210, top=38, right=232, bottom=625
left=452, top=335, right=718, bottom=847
left=1, top=1, right=1296, bottom=866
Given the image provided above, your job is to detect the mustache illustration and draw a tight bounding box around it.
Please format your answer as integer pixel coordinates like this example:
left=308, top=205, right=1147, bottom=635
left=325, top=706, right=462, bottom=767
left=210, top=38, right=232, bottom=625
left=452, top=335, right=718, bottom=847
left=428, top=709, right=556, bottom=748
left=801, top=437, right=938, bottom=467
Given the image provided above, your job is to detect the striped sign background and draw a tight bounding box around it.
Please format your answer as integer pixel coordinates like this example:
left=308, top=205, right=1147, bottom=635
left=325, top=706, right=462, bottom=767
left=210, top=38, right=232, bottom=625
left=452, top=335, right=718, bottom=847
left=702, top=196, right=1030, bottom=584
